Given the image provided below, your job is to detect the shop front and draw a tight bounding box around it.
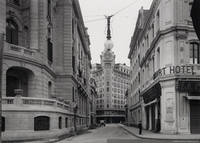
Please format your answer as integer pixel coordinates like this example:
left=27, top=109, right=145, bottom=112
left=142, top=82, right=161, bottom=132
left=178, top=80, right=200, bottom=134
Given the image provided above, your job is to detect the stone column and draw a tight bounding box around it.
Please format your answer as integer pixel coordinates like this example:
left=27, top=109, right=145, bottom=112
left=0, top=0, right=6, bottom=33
left=30, top=0, right=39, bottom=50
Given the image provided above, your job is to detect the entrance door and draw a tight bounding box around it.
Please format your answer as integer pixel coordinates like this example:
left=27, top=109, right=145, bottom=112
left=146, top=106, right=149, bottom=129
left=151, top=104, right=155, bottom=131
left=190, top=100, right=200, bottom=134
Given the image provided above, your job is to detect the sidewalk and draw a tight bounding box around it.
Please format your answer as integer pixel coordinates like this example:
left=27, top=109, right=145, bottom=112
left=118, top=124, right=200, bottom=141
left=2, top=127, right=88, bottom=143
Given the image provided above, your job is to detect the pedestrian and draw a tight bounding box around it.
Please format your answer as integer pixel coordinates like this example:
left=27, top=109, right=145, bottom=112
left=138, top=121, right=142, bottom=135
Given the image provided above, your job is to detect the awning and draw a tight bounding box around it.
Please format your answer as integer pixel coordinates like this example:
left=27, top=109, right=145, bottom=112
left=185, top=96, right=200, bottom=100
left=144, top=99, right=158, bottom=107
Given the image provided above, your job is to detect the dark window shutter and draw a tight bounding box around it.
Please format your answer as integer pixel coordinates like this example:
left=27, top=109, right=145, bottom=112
left=2, top=117, right=5, bottom=132
left=72, top=55, right=75, bottom=72
left=48, top=38, right=53, bottom=63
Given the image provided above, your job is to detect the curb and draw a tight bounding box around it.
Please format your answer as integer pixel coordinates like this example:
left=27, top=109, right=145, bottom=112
left=118, top=124, right=200, bottom=141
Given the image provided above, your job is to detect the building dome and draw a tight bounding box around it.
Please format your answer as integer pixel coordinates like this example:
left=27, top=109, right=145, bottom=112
left=104, top=39, right=114, bottom=50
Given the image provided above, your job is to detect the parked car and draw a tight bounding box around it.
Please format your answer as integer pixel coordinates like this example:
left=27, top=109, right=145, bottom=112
left=99, top=120, right=106, bottom=127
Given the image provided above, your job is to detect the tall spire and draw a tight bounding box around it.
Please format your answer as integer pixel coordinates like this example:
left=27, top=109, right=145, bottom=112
left=106, top=15, right=113, bottom=40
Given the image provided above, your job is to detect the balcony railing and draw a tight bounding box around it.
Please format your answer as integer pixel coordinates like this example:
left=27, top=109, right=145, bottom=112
left=5, top=44, right=36, bottom=59
left=2, top=97, right=70, bottom=111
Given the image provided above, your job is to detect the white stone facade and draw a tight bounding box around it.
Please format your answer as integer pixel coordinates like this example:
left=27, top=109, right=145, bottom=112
left=92, top=44, right=130, bottom=123
left=0, top=0, right=92, bottom=141
left=128, top=0, right=200, bottom=134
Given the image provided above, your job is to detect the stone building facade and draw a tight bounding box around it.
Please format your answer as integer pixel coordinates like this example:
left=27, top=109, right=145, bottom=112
left=92, top=46, right=130, bottom=123
left=0, top=0, right=92, bottom=141
left=128, top=0, right=200, bottom=134
left=90, top=76, right=97, bottom=125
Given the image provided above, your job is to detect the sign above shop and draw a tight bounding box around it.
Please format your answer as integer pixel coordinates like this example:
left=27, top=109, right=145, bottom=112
left=142, top=83, right=161, bottom=104
left=153, top=65, right=195, bottom=80
left=178, top=81, right=200, bottom=92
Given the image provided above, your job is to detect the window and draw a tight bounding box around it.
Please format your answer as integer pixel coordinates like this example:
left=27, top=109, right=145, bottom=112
left=6, top=20, right=18, bottom=45
left=107, top=82, right=109, bottom=86
left=65, top=117, right=68, bottom=128
left=157, top=48, right=160, bottom=69
left=48, top=82, right=52, bottom=97
left=2, top=117, right=5, bottom=132
left=47, top=0, right=51, bottom=19
left=189, top=2, right=193, bottom=16
left=72, top=19, right=75, bottom=35
left=59, top=117, right=62, bottom=129
left=107, top=87, right=109, bottom=92
left=190, top=42, right=200, bottom=64
left=72, top=47, right=75, bottom=73
left=152, top=56, right=155, bottom=73
left=47, top=38, right=53, bottom=63
left=152, top=24, right=154, bottom=38
left=146, top=34, right=149, bottom=47
left=34, top=116, right=50, bottom=131
left=156, top=10, right=160, bottom=32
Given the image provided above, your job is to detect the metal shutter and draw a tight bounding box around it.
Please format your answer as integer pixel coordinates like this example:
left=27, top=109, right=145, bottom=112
left=190, top=100, right=200, bottom=134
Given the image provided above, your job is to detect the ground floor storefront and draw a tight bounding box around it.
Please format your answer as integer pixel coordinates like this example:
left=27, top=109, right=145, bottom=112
left=97, top=117, right=125, bottom=123
left=131, top=78, right=200, bottom=134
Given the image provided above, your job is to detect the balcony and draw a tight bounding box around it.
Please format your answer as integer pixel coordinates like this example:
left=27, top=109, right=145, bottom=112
left=2, top=96, right=70, bottom=113
left=4, top=43, right=40, bottom=61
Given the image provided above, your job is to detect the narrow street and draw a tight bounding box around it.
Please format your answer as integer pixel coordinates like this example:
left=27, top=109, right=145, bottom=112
left=56, top=124, right=136, bottom=143
left=55, top=124, right=185, bottom=143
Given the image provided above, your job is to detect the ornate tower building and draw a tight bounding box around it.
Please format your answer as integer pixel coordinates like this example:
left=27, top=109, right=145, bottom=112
left=92, top=16, right=130, bottom=123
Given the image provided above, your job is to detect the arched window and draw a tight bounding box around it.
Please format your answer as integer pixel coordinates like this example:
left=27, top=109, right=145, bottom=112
left=6, top=20, right=18, bottom=45
left=59, top=117, right=62, bottom=129
left=34, top=116, right=50, bottom=131
left=190, top=42, right=200, bottom=64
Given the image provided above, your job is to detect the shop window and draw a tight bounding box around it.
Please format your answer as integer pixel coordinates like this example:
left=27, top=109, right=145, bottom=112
left=6, top=20, right=18, bottom=45
left=190, top=42, right=200, bottom=64
left=34, top=116, right=50, bottom=131
left=59, top=116, right=62, bottom=129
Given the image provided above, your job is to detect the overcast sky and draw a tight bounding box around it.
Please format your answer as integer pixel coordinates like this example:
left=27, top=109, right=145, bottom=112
left=79, top=0, right=153, bottom=66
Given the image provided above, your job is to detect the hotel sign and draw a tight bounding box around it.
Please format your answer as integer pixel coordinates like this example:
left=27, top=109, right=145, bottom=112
left=178, top=81, right=200, bottom=92
left=153, top=65, right=195, bottom=80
